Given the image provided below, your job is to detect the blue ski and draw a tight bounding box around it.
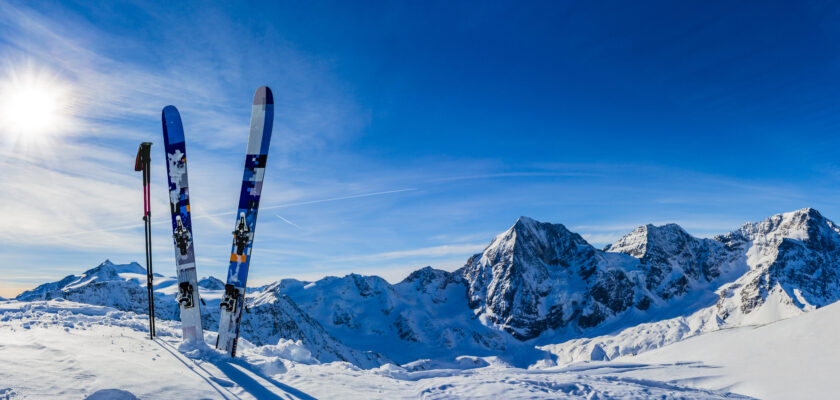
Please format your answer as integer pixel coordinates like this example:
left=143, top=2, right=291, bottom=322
left=161, top=105, right=204, bottom=343
left=216, top=87, right=274, bottom=356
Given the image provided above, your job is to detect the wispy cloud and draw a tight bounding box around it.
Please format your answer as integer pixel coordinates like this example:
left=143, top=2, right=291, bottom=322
left=330, top=243, right=487, bottom=263
left=32, top=188, right=417, bottom=241
left=275, top=215, right=303, bottom=230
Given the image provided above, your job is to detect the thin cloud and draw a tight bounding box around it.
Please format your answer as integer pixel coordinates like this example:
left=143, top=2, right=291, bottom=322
left=34, top=188, right=416, bottom=241
left=425, top=171, right=600, bottom=183
left=330, top=243, right=487, bottom=263
left=275, top=215, right=303, bottom=230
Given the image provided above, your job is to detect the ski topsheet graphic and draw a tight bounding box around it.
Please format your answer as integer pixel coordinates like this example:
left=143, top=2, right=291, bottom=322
left=161, top=105, right=204, bottom=343
left=217, top=87, right=274, bottom=356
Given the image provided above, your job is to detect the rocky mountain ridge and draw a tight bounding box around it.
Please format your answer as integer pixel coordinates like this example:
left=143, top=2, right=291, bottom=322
left=13, top=208, right=840, bottom=367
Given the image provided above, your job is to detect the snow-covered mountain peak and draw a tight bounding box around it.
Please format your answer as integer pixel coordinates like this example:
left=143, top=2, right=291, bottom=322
left=397, top=266, right=466, bottom=300
left=728, top=208, right=837, bottom=245
left=712, top=208, right=840, bottom=322
left=460, top=216, right=609, bottom=340
left=16, top=260, right=149, bottom=301
left=197, top=276, right=225, bottom=290
left=513, top=216, right=589, bottom=243
left=481, top=217, right=590, bottom=258
left=400, top=266, right=456, bottom=286
left=484, top=216, right=597, bottom=268
left=347, top=273, right=393, bottom=297
left=512, top=215, right=540, bottom=230
left=604, top=223, right=690, bottom=258
left=81, top=260, right=146, bottom=280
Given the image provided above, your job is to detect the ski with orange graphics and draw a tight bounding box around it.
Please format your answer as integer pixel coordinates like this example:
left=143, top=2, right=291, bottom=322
left=216, top=86, right=274, bottom=357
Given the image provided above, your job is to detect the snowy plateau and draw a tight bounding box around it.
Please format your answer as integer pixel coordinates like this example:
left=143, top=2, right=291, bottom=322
left=2, top=207, right=839, bottom=399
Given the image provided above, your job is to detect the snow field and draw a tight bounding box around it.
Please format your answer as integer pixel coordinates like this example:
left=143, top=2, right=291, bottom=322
left=0, top=300, right=747, bottom=399
left=615, top=300, right=840, bottom=400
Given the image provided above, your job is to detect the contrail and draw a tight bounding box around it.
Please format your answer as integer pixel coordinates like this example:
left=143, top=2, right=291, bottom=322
left=41, top=188, right=416, bottom=239
left=196, top=188, right=417, bottom=219
left=47, top=221, right=168, bottom=239
left=275, top=215, right=303, bottom=230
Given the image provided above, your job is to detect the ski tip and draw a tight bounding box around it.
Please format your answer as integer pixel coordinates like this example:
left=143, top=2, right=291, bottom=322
left=161, top=105, right=185, bottom=143
left=162, top=105, right=180, bottom=120
left=253, top=86, right=273, bottom=106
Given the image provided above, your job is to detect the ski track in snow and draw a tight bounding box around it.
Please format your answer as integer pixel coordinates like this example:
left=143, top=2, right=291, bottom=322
left=0, top=300, right=747, bottom=399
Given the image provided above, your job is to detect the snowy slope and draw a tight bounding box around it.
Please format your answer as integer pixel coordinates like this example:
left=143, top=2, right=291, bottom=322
left=271, top=268, right=543, bottom=366
left=610, top=299, right=840, bottom=400
left=15, top=260, right=387, bottom=368
left=0, top=300, right=751, bottom=399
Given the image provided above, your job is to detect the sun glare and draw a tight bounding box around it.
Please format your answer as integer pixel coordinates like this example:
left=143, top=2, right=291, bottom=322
left=0, top=67, right=73, bottom=148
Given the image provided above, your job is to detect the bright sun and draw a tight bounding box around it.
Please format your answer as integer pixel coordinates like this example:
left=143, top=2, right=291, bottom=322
left=0, top=67, right=72, bottom=148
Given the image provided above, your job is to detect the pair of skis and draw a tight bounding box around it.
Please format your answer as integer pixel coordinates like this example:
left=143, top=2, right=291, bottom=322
left=161, top=87, right=274, bottom=356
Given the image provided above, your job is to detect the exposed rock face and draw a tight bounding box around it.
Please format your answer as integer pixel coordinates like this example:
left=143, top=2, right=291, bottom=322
left=458, top=209, right=840, bottom=341
left=459, top=217, right=616, bottom=339
left=714, top=208, right=840, bottom=320
left=605, top=224, right=739, bottom=299
left=457, top=217, right=673, bottom=340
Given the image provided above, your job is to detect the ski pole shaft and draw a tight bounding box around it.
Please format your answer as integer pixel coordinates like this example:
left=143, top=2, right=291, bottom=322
left=146, top=163, right=156, bottom=338
left=135, top=142, right=155, bottom=339
left=145, top=167, right=156, bottom=337
left=146, top=173, right=153, bottom=337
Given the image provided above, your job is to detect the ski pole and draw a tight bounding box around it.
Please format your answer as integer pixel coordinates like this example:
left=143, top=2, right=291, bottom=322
left=146, top=158, right=156, bottom=338
left=135, top=142, right=155, bottom=339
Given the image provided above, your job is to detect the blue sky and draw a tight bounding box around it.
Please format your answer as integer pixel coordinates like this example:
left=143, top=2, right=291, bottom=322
left=1, top=0, right=840, bottom=296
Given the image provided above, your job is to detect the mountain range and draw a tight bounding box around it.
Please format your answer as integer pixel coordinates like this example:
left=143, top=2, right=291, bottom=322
left=13, top=207, right=840, bottom=368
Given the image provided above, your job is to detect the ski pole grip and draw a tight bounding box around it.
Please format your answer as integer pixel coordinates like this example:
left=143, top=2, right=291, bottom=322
left=134, top=142, right=153, bottom=171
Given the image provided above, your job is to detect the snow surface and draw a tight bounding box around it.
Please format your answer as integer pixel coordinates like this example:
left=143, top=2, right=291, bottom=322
left=608, top=298, right=840, bottom=400
left=0, top=300, right=748, bottom=399
left=6, top=208, right=840, bottom=398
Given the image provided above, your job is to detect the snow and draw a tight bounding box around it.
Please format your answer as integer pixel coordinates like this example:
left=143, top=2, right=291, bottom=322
left=20, top=209, right=840, bottom=370
left=267, top=270, right=539, bottom=366
left=14, top=260, right=388, bottom=368
left=0, top=300, right=747, bottom=399
left=538, top=306, right=724, bottom=365
left=611, top=298, right=840, bottom=400
left=7, top=207, right=840, bottom=397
